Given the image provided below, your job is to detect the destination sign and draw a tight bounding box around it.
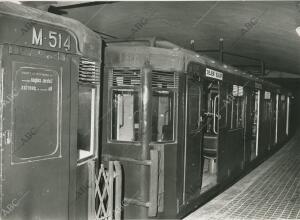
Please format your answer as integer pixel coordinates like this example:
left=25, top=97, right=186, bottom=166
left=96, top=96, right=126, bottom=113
left=205, top=68, right=223, bottom=80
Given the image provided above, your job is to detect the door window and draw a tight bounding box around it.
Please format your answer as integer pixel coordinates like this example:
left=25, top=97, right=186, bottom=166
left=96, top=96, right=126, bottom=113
left=77, top=85, right=98, bottom=163
left=189, top=85, right=201, bottom=132
left=230, top=85, right=244, bottom=129
left=12, top=64, right=61, bottom=164
left=152, top=90, right=175, bottom=142
left=111, top=89, right=140, bottom=142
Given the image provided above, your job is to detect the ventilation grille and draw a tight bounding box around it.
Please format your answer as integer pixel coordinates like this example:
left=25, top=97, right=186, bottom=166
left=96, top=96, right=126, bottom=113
left=152, top=71, right=178, bottom=89
left=79, top=58, right=100, bottom=84
left=110, top=69, right=141, bottom=86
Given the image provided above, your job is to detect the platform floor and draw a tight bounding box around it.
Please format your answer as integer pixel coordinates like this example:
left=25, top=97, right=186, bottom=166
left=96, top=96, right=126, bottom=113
left=184, top=131, right=300, bottom=220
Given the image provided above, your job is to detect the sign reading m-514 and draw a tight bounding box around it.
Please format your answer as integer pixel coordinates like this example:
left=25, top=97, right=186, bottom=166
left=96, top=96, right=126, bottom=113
left=31, top=26, right=75, bottom=53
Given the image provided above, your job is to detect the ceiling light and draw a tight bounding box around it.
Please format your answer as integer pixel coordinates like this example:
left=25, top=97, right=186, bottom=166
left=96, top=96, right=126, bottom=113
left=296, top=27, right=300, bottom=36
left=9, top=1, right=21, bottom=4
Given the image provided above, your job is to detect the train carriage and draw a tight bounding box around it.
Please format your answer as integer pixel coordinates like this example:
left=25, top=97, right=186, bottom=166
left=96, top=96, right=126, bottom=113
left=102, top=38, right=292, bottom=219
left=0, top=3, right=294, bottom=220
left=0, top=3, right=101, bottom=219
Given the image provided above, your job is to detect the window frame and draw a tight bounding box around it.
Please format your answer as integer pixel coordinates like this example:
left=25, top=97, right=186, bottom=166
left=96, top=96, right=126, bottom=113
left=77, top=83, right=100, bottom=166
left=151, top=87, right=178, bottom=144
left=229, top=85, right=245, bottom=130
left=108, top=86, right=141, bottom=144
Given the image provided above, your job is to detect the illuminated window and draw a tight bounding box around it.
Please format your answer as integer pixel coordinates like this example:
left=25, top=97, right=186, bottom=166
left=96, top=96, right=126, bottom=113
left=111, top=89, right=140, bottom=142
left=77, top=85, right=98, bottom=164
left=230, top=85, right=244, bottom=129
left=152, top=90, right=174, bottom=142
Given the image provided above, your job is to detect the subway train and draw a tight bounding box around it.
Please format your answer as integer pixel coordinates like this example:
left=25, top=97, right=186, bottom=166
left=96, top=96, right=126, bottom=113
left=0, top=2, right=294, bottom=220
left=101, top=38, right=293, bottom=219
left=0, top=2, right=101, bottom=220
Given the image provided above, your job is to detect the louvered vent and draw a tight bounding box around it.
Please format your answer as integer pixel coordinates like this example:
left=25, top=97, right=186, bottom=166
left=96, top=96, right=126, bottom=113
left=152, top=71, right=179, bottom=89
left=109, top=69, right=141, bottom=86
left=79, top=58, right=100, bottom=84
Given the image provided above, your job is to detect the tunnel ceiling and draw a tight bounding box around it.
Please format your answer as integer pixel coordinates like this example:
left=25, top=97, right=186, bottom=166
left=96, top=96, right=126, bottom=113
left=60, top=1, right=300, bottom=78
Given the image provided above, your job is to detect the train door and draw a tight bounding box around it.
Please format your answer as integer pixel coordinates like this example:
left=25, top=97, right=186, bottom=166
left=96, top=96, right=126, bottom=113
left=183, top=76, right=203, bottom=203
left=244, top=89, right=252, bottom=164
left=76, top=68, right=100, bottom=220
left=1, top=45, right=74, bottom=219
left=286, top=96, right=290, bottom=136
left=263, top=91, right=272, bottom=151
left=250, top=89, right=260, bottom=160
left=201, top=80, right=219, bottom=192
left=270, top=93, right=277, bottom=148
left=275, top=94, right=279, bottom=144
left=280, top=95, right=287, bottom=141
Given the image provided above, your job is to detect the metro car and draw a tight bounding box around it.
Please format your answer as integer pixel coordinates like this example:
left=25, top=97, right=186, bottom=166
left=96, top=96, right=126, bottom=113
left=0, top=2, right=101, bottom=219
left=101, top=38, right=293, bottom=219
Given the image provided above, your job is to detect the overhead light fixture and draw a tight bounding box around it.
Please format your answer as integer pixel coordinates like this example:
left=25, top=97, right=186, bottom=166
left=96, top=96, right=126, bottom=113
left=296, top=27, right=300, bottom=36
left=9, top=1, right=21, bottom=4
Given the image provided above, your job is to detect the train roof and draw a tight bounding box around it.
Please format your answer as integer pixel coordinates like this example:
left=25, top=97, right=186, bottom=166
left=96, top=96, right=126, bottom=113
left=0, top=2, right=101, bottom=60
left=106, top=37, right=285, bottom=92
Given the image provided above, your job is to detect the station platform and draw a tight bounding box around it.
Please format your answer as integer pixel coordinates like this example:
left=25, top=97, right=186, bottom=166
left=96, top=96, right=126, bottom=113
left=184, top=131, right=300, bottom=220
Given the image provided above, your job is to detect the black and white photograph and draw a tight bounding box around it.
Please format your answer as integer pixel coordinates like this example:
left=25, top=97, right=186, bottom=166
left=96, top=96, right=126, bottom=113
left=0, top=0, right=300, bottom=219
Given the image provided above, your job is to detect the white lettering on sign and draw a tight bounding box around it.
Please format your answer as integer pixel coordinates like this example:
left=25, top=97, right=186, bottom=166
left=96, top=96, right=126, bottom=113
left=19, top=70, right=55, bottom=93
left=21, top=85, right=37, bottom=91
left=205, top=68, right=223, bottom=80
left=32, top=27, right=71, bottom=51
left=32, top=27, right=43, bottom=46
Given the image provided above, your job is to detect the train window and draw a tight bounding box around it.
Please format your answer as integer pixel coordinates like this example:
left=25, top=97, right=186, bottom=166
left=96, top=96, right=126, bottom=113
left=282, top=95, right=287, bottom=136
left=237, top=98, right=244, bottom=128
left=250, top=90, right=260, bottom=160
left=204, top=82, right=219, bottom=134
left=111, top=89, right=140, bottom=142
left=230, top=85, right=244, bottom=129
left=219, top=87, right=227, bottom=128
left=12, top=65, right=61, bottom=163
left=230, top=99, right=237, bottom=129
left=152, top=90, right=174, bottom=142
left=77, top=85, right=97, bottom=163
